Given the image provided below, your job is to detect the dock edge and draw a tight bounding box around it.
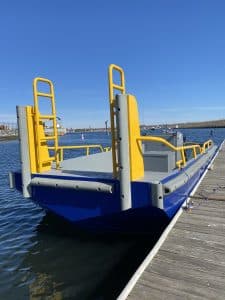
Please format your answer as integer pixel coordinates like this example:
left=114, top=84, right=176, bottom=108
left=117, top=140, right=224, bottom=300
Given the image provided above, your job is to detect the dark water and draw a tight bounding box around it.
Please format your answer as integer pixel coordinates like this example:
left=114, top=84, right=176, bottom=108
left=0, top=129, right=225, bottom=299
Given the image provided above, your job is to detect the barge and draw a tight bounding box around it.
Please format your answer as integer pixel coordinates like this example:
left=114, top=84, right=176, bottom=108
left=9, top=64, right=217, bottom=234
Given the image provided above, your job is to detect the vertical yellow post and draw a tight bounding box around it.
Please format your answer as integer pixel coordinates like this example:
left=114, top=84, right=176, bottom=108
left=181, top=149, right=186, bottom=166
left=193, top=147, right=197, bottom=159
left=126, top=95, right=144, bottom=180
left=108, top=64, right=125, bottom=178
left=26, top=106, right=37, bottom=173
left=60, top=148, right=63, bottom=161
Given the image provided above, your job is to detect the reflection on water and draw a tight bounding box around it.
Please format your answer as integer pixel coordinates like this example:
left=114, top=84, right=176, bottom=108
left=21, top=214, right=157, bottom=300
left=1, top=130, right=225, bottom=299
left=0, top=135, right=157, bottom=300
left=0, top=202, right=156, bottom=300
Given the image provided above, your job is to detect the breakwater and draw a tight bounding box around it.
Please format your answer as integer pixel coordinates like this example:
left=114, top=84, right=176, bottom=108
left=144, top=119, right=225, bottom=129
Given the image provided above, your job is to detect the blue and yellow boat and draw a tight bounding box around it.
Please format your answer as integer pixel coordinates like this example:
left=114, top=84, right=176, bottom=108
left=10, top=64, right=218, bottom=234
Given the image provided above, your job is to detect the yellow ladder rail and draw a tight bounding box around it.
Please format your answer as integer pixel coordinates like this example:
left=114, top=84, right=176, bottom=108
left=108, top=64, right=126, bottom=178
left=33, top=77, right=59, bottom=172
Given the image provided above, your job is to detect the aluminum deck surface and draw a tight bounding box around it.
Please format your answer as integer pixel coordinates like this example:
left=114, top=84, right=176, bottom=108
left=45, top=151, right=169, bottom=181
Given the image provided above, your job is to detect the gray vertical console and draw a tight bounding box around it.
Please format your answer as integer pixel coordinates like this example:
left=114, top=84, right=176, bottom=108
left=17, top=106, right=31, bottom=198
left=143, top=132, right=184, bottom=162
left=115, top=94, right=132, bottom=211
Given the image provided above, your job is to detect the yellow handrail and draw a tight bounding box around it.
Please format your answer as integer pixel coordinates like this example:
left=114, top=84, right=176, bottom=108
left=202, top=139, right=213, bottom=153
left=104, top=146, right=111, bottom=152
left=137, top=136, right=210, bottom=168
left=33, top=77, right=60, bottom=171
left=49, top=144, right=104, bottom=161
left=108, top=64, right=125, bottom=178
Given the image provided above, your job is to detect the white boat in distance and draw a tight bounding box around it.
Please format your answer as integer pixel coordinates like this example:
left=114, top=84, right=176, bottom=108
left=44, top=117, right=66, bottom=136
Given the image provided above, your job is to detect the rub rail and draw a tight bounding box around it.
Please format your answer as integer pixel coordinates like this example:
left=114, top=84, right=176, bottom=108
left=30, top=177, right=113, bottom=193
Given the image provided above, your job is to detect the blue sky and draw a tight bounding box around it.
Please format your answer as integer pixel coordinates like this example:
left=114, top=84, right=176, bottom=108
left=1, top=0, right=225, bottom=127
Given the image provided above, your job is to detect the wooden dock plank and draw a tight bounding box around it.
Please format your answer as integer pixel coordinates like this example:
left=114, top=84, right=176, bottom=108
left=125, top=143, right=225, bottom=300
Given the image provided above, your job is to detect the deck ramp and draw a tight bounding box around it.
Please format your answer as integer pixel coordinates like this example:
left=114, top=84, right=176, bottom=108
left=119, top=141, right=225, bottom=300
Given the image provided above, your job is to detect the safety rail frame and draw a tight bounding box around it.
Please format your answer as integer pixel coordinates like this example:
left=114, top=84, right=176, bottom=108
left=33, top=76, right=111, bottom=171
left=108, top=64, right=125, bottom=178
left=137, top=136, right=213, bottom=168
left=49, top=144, right=107, bottom=161
left=202, top=139, right=213, bottom=153
left=33, top=77, right=59, bottom=171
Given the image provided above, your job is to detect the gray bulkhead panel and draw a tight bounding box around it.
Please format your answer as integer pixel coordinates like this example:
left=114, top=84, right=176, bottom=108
left=142, top=132, right=183, bottom=173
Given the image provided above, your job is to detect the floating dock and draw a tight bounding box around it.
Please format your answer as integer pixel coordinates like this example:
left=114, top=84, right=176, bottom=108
left=119, top=141, right=225, bottom=300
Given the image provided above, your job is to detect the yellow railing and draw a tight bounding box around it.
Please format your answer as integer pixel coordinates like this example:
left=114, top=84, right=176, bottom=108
left=108, top=64, right=126, bottom=178
left=137, top=136, right=213, bottom=168
left=32, top=76, right=111, bottom=171
left=104, top=146, right=111, bottom=152
left=49, top=144, right=105, bottom=161
left=202, top=139, right=213, bottom=153
left=33, top=77, right=60, bottom=171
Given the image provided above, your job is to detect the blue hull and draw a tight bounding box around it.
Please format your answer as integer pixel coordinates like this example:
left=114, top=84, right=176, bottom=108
left=13, top=145, right=218, bottom=234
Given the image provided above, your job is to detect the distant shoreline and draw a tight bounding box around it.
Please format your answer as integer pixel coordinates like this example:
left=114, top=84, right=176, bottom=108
left=0, top=136, right=18, bottom=142
left=178, top=126, right=225, bottom=129
left=1, top=125, right=225, bottom=141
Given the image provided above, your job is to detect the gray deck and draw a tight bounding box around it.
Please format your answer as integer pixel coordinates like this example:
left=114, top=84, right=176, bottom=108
left=46, top=150, right=169, bottom=181
left=120, top=141, right=225, bottom=300
left=47, top=151, right=113, bottom=179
